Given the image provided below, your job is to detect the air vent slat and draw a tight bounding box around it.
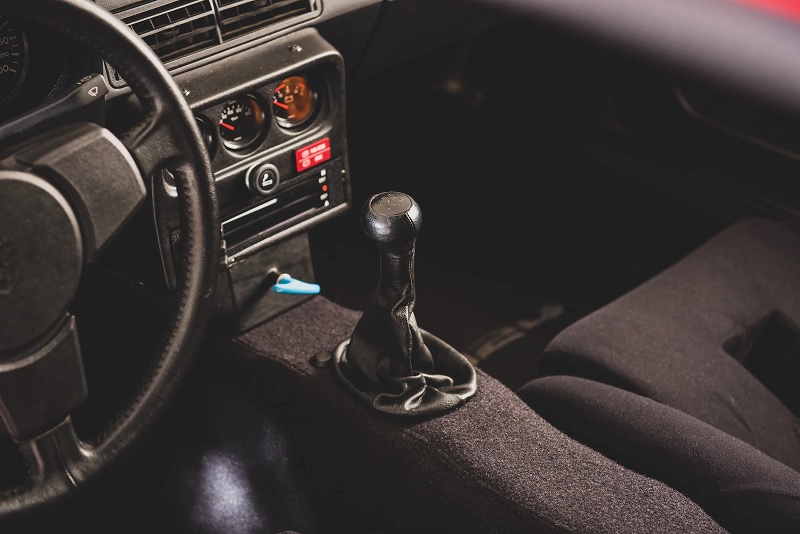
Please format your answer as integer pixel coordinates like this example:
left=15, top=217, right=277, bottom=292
left=215, top=0, right=314, bottom=40
left=220, top=5, right=304, bottom=31
left=120, top=0, right=220, bottom=63
left=136, top=13, right=216, bottom=39
left=124, top=0, right=207, bottom=25
left=149, top=27, right=217, bottom=51
left=216, top=0, right=251, bottom=6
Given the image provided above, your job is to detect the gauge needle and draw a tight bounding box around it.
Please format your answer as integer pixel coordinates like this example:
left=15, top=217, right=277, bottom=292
left=273, top=101, right=289, bottom=110
left=219, top=121, right=235, bottom=131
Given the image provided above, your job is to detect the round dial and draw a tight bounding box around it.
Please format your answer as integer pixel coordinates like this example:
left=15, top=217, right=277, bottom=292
left=218, top=94, right=265, bottom=151
left=272, top=75, right=318, bottom=129
left=0, top=16, right=28, bottom=107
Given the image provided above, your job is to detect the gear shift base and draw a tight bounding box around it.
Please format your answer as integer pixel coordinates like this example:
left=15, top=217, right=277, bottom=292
left=334, top=328, right=477, bottom=417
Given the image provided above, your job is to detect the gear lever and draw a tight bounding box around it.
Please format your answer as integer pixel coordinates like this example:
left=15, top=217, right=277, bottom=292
left=333, top=191, right=477, bottom=417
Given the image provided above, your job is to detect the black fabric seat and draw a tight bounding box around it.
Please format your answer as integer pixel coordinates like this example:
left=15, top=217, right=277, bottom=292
left=518, top=217, right=800, bottom=532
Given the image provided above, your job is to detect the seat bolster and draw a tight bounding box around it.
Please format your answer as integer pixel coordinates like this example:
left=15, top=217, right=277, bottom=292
left=518, top=375, right=800, bottom=533
left=540, top=217, right=800, bottom=468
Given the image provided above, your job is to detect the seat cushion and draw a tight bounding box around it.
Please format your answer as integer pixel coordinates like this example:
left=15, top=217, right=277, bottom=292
left=536, top=217, right=800, bottom=470
left=518, top=375, right=800, bottom=533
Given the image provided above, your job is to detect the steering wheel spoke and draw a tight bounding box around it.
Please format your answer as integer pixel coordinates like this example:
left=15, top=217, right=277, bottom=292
left=122, top=110, right=186, bottom=181
left=16, top=418, right=88, bottom=484
left=1, top=418, right=92, bottom=514
left=0, top=316, right=87, bottom=442
left=4, top=122, right=146, bottom=262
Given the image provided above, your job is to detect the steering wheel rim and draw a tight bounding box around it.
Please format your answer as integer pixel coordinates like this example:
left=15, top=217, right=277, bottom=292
left=0, top=0, right=219, bottom=519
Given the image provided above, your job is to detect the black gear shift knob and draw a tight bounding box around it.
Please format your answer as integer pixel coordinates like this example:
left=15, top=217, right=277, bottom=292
left=333, top=191, right=477, bottom=418
left=361, top=191, right=422, bottom=248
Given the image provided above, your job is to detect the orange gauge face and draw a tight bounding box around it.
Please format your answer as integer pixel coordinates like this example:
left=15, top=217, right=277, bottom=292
left=272, top=75, right=318, bottom=128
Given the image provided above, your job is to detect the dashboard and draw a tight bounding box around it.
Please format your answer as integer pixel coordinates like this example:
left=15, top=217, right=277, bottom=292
left=0, top=0, right=504, bottom=334
left=152, top=31, right=348, bottom=246
left=2, top=0, right=382, bottom=330
left=150, top=27, right=352, bottom=332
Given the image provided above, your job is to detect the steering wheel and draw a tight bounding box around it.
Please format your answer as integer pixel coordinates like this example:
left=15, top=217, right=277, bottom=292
left=0, top=0, right=219, bottom=519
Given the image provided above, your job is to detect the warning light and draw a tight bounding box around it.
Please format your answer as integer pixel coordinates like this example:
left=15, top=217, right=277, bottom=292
left=322, top=184, right=328, bottom=192
left=295, top=137, right=331, bottom=171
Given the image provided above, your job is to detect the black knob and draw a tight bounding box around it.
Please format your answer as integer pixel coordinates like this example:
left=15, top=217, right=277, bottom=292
left=361, top=191, right=422, bottom=252
left=246, top=162, right=280, bottom=196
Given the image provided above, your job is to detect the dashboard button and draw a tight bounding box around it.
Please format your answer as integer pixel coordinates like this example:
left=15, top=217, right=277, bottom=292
left=246, top=162, right=280, bottom=196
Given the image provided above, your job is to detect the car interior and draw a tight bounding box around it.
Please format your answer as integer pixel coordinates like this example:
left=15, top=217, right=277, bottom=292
left=1, top=0, right=799, bottom=532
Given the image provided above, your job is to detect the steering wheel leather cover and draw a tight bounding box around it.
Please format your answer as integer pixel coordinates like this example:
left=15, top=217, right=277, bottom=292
left=1, top=0, right=219, bottom=518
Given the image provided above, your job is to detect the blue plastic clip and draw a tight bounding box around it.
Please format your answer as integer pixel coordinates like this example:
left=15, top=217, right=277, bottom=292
left=272, top=273, right=321, bottom=295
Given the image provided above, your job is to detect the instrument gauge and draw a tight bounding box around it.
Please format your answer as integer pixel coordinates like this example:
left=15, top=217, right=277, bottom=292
left=218, top=94, right=265, bottom=151
left=272, top=75, right=318, bottom=129
left=0, top=16, right=29, bottom=107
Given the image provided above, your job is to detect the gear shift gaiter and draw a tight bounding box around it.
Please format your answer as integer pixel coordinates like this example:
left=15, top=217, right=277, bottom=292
left=333, top=192, right=478, bottom=417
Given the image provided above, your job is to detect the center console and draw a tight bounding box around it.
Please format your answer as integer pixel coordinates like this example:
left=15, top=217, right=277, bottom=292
left=149, top=28, right=351, bottom=331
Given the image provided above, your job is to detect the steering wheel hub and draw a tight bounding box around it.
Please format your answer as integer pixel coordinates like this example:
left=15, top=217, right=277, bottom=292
left=0, top=170, right=82, bottom=355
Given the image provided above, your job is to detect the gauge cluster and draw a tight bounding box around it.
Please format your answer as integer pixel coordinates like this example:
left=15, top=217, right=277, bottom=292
left=192, top=64, right=340, bottom=257
left=0, top=15, right=93, bottom=123
left=196, top=71, right=325, bottom=167
left=212, top=75, right=319, bottom=153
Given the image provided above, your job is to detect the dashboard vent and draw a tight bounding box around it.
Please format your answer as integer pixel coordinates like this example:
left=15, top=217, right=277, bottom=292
left=215, top=0, right=315, bottom=40
left=108, top=0, right=320, bottom=87
left=121, top=0, right=221, bottom=63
